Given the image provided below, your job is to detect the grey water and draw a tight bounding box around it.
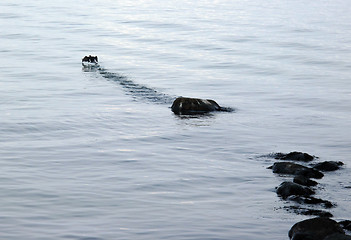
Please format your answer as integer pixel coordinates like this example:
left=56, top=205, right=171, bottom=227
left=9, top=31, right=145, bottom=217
left=1, top=0, right=351, bottom=239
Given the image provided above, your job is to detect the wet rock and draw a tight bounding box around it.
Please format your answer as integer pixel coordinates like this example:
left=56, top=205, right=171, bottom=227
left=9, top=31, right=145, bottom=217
left=293, top=175, right=318, bottom=187
left=288, top=196, right=334, bottom=208
left=312, top=161, right=344, bottom=172
left=286, top=206, right=333, bottom=217
left=171, top=97, right=232, bottom=115
left=288, top=217, right=344, bottom=240
left=324, top=233, right=351, bottom=240
left=277, top=181, right=314, bottom=199
left=290, top=233, right=315, bottom=240
left=273, top=151, right=315, bottom=162
left=339, top=220, right=351, bottom=231
left=269, top=162, right=324, bottom=179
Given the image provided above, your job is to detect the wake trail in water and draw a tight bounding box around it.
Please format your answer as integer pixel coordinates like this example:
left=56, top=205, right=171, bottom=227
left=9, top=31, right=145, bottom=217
left=98, top=67, right=176, bottom=105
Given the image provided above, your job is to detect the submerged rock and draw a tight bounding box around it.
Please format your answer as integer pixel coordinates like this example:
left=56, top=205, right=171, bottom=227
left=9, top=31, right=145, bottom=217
left=269, top=162, right=324, bottom=179
left=312, top=161, right=344, bottom=172
left=288, top=196, right=334, bottom=208
left=277, top=181, right=314, bottom=199
left=288, top=217, right=344, bottom=240
left=293, top=175, right=318, bottom=187
left=301, top=209, right=333, bottom=218
left=171, top=97, right=232, bottom=115
left=273, top=151, right=315, bottom=162
left=287, top=206, right=333, bottom=218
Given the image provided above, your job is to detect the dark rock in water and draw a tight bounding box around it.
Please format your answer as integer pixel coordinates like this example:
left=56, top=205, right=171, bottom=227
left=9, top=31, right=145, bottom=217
left=294, top=175, right=318, bottom=187
left=287, top=206, right=333, bottom=218
left=277, top=181, right=315, bottom=199
left=269, top=162, right=324, bottom=179
left=274, top=151, right=315, bottom=162
left=324, top=233, right=351, bottom=240
left=312, top=161, right=344, bottom=172
left=290, top=233, right=315, bottom=240
left=171, top=97, right=232, bottom=115
left=288, top=196, right=334, bottom=208
left=339, top=220, right=351, bottom=231
left=298, top=168, right=324, bottom=179
left=288, top=217, right=344, bottom=240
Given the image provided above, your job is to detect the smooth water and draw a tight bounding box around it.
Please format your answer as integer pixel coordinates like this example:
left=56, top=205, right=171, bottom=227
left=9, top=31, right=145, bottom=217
left=1, top=1, right=351, bottom=239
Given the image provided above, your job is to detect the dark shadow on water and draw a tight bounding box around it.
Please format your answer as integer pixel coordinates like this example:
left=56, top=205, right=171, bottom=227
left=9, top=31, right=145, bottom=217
left=97, top=67, right=176, bottom=105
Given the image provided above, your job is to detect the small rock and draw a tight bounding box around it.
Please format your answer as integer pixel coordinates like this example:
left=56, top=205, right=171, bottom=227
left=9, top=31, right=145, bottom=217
left=294, top=175, right=318, bottom=186
left=289, top=217, right=344, bottom=240
left=277, top=181, right=314, bottom=199
left=274, top=151, right=315, bottom=162
left=312, top=161, right=344, bottom=172
left=323, top=233, right=351, bottom=240
left=269, top=162, right=324, bottom=179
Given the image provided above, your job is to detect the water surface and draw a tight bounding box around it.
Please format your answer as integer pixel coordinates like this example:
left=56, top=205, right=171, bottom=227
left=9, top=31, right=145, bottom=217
left=1, top=0, right=351, bottom=239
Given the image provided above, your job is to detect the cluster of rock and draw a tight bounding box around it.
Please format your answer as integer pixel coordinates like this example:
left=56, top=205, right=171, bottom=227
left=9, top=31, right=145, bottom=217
left=266, top=151, right=350, bottom=240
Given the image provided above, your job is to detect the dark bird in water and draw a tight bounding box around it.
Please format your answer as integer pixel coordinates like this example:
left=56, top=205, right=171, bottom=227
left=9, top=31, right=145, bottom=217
left=82, top=55, right=98, bottom=67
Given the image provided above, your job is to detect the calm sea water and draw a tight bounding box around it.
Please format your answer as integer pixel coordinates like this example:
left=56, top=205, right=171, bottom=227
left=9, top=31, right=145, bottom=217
left=1, top=0, right=351, bottom=239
